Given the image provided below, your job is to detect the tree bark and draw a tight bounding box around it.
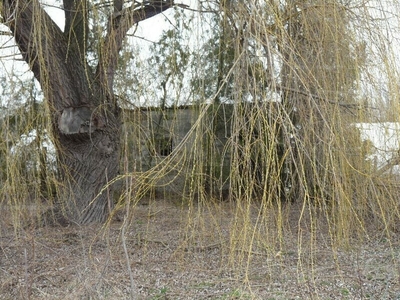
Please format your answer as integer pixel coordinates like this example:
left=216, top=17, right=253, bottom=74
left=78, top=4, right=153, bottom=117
left=57, top=110, right=121, bottom=224
left=2, top=0, right=175, bottom=224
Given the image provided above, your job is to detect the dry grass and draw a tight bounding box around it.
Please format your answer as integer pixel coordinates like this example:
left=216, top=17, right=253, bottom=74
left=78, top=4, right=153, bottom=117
left=1, top=199, right=399, bottom=300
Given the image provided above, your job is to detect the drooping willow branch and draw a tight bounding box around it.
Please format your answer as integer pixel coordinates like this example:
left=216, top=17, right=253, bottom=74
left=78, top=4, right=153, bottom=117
left=96, top=0, right=176, bottom=96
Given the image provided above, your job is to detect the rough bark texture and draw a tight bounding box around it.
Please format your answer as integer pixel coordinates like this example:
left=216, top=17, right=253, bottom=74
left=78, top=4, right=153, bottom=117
left=2, top=0, right=175, bottom=224
left=57, top=114, right=121, bottom=224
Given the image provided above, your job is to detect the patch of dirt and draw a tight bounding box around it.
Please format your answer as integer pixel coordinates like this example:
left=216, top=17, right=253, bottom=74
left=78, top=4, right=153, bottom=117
left=0, top=200, right=399, bottom=299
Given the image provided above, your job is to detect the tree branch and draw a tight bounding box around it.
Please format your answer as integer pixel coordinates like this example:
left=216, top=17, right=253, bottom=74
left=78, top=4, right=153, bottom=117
left=97, top=0, right=175, bottom=96
left=114, top=0, right=124, bottom=13
left=1, top=0, right=92, bottom=110
left=2, top=0, right=65, bottom=82
left=63, top=0, right=89, bottom=61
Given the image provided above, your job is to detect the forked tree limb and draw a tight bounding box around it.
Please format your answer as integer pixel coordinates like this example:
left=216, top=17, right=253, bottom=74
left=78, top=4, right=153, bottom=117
left=97, top=0, right=175, bottom=95
left=2, top=0, right=176, bottom=109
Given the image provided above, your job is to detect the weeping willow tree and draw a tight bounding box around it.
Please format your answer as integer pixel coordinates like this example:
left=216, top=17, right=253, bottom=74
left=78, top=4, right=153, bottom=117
left=1, top=0, right=400, bottom=297
left=0, top=0, right=178, bottom=224
left=276, top=1, right=370, bottom=239
left=128, top=0, right=399, bottom=244
left=186, top=0, right=365, bottom=206
left=0, top=0, right=399, bottom=241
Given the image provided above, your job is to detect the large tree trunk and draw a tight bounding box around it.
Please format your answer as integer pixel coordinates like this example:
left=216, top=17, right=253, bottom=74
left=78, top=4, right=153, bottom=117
left=57, top=110, right=121, bottom=224
left=2, top=0, right=175, bottom=224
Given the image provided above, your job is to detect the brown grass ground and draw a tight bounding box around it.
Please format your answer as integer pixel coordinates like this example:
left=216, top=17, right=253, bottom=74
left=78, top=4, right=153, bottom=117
left=0, top=199, right=399, bottom=299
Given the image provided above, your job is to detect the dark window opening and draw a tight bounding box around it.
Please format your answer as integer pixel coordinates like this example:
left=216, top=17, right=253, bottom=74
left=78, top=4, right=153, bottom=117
left=154, top=136, right=173, bottom=157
